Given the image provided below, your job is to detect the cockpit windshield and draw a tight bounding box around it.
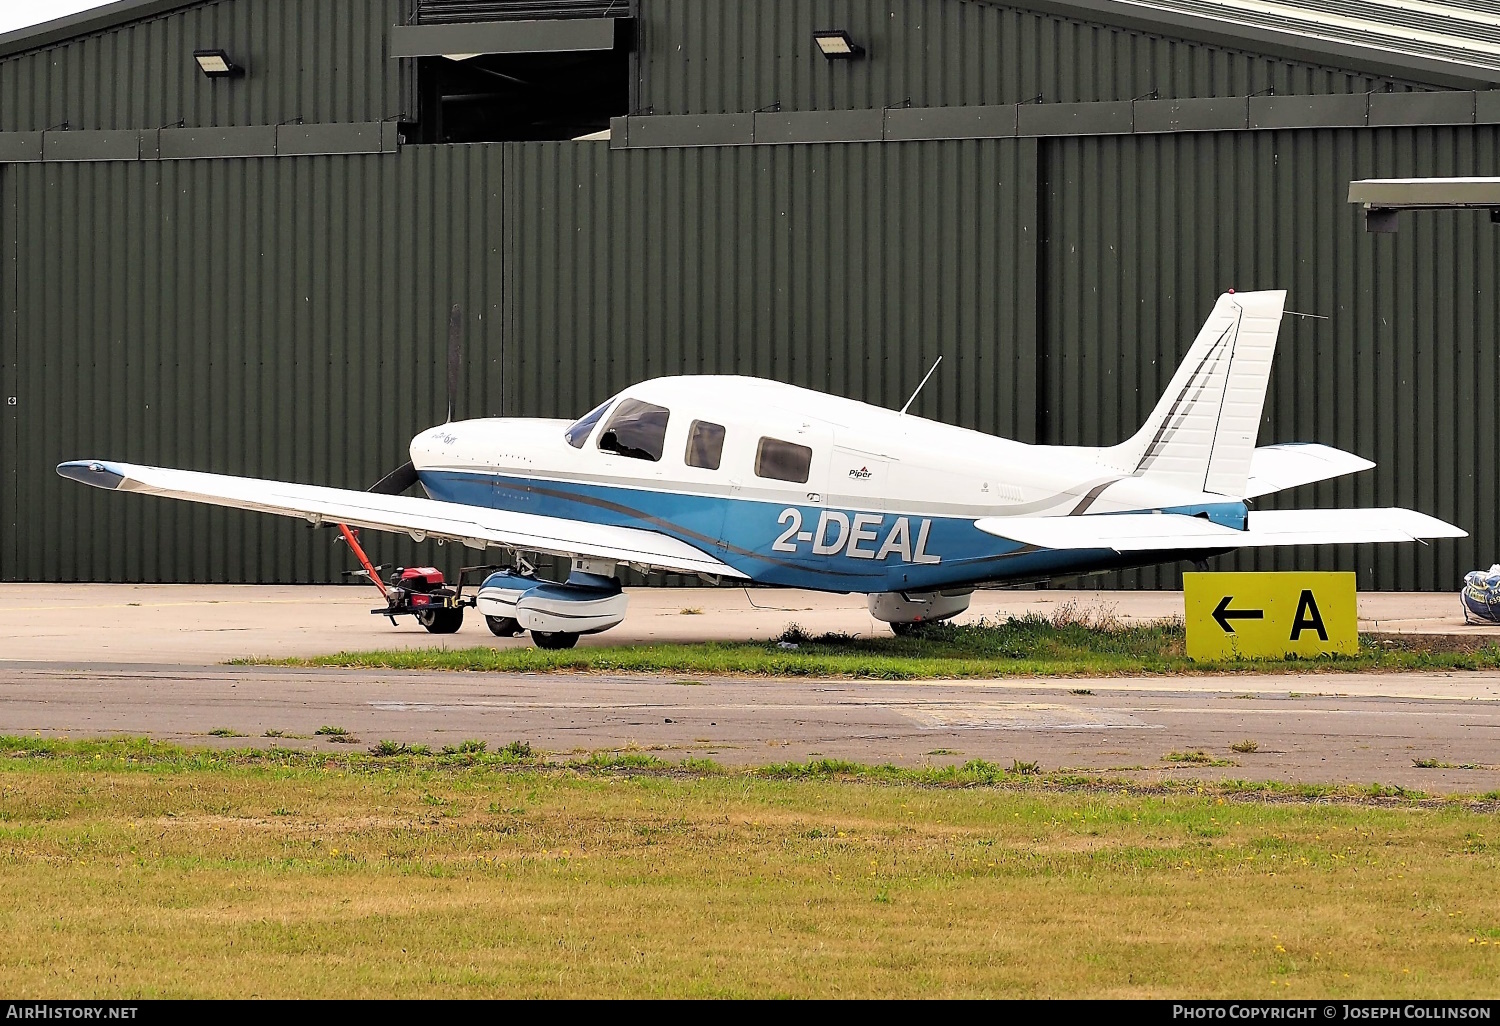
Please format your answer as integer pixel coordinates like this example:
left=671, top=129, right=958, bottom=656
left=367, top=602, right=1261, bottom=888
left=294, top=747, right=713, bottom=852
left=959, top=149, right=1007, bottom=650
left=565, top=399, right=614, bottom=449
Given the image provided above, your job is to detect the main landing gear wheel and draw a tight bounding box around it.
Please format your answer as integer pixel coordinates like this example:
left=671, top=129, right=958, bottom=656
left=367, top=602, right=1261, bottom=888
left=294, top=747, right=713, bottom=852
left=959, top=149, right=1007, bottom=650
left=532, top=632, right=580, bottom=651
left=419, top=608, right=465, bottom=635
left=486, top=616, right=525, bottom=638
left=890, top=622, right=927, bottom=638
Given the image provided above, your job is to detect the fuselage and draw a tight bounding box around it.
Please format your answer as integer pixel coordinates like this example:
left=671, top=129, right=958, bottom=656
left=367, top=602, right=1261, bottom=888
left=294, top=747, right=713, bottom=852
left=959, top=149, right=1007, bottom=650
left=411, top=376, right=1245, bottom=593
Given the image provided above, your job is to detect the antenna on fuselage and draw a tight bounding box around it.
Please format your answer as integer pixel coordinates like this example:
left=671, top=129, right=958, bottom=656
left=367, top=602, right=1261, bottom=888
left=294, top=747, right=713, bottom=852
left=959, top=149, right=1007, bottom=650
left=899, top=356, right=943, bottom=416
left=446, top=304, right=464, bottom=423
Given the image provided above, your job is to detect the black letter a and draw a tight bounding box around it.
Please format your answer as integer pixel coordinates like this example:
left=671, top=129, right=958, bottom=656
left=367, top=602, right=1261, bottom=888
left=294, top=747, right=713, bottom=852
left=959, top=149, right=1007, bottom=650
left=1290, top=590, right=1328, bottom=642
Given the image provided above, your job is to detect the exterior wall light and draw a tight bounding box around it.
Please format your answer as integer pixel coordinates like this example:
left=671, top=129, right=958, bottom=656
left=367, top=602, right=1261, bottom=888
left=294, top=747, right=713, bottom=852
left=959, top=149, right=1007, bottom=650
left=194, top=49, right=243, bottom=78
left=813, top=31, right=864, bottom=60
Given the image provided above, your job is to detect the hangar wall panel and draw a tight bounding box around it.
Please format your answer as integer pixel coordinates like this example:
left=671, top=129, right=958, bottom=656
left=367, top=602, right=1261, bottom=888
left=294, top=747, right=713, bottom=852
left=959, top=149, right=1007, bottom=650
left=0, top=168, right=16, bottom=582
left=0, top=137, right=1042, bottom=583
left=502, top=139, right=1039, bottom=440
left=6, top=126, right=1498, bottom=591
left=0, top=0, right=413, bottom=134
left=636, top=0, right=1424, bottom=118
left=1041, top=126, right=1500, bottom=591
left=2, top=146, right=505, bottom=583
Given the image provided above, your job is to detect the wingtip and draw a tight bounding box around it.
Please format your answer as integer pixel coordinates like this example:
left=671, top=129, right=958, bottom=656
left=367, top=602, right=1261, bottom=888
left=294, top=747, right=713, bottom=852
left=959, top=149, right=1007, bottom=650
left=57, top=461, right=126, bottom=490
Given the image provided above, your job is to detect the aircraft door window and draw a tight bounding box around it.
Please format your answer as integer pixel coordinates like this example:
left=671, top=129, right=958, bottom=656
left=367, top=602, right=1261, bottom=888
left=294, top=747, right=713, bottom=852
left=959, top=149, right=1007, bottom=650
left=685, top=421, right=726, bottom=470
left=565, top=400, right=614, bottom=449
left=755, top=438, right=813, bottom=484
left=599, top=399, right=670, bottom=462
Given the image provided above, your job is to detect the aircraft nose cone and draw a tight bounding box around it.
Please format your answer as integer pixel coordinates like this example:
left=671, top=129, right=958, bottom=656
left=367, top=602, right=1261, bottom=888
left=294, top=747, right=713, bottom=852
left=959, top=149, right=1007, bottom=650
left=410, top=424, right=463, bottom=468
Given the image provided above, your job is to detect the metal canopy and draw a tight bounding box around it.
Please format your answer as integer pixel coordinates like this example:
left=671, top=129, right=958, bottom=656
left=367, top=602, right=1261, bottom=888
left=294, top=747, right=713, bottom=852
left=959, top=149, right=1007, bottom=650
left=389, top=17, right=622, bottom=58
left=1349, top=177, right=1500, bottom=231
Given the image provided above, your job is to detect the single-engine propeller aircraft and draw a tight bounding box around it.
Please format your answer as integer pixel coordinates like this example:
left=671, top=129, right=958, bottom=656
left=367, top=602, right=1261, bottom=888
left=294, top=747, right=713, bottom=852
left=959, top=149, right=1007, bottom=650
left=61, top=291, right=1463, bottom=649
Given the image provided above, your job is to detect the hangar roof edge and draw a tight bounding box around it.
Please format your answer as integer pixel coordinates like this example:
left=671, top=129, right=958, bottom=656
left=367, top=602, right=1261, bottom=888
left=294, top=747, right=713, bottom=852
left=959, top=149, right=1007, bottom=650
left=0, top=0, right=208, bottom=60
left=1, top=0, right=1496, bottom=89
left=1014, top=0, right=1500, bottom=88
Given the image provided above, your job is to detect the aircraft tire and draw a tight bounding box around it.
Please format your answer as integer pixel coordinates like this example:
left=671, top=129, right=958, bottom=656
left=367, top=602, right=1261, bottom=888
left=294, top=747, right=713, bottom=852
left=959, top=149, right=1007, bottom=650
left=532, top=631, right=580, bottom=651
left=486, top=616, right=525, bottom=638
left=890, top=622, right=926, bottom=638
left=419, top=608, right=465, bottom=635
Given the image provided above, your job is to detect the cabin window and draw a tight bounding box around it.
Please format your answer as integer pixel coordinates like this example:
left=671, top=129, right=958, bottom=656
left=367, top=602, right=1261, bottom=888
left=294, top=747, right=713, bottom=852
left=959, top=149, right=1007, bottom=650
left=565, top=400, right=614, bottom=449
left=685, top=421, right=726, bottom=471
left=755, top=438, right=813, bottom=484
left=599, top=399, right=670, bottom=462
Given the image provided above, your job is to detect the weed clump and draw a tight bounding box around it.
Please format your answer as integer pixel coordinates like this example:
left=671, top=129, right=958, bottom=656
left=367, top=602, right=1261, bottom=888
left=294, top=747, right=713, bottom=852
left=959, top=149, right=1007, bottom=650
left=1047, top=598, right=1126, bottom=632
left=1164, top=750, right=1238, bottom=768
left=574, top=751, right=667, bottom=772
left=369, top=740, right=432, bottom=757
left=315, top=726, right=361, bottom=745
left=1231, top=740, right=1260, bottom=754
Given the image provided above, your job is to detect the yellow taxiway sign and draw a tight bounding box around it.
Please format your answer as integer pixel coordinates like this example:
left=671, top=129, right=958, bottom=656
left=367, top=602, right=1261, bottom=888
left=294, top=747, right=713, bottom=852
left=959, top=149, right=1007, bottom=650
left=1184, top=572, right=1358, bottom=661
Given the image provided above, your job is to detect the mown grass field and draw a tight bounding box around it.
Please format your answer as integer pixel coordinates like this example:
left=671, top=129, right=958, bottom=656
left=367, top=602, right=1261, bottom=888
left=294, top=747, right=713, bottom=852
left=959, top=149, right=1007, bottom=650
left=1, top=737, right=1497, bottom=998
left=248, top=613, right=1500, bottom=680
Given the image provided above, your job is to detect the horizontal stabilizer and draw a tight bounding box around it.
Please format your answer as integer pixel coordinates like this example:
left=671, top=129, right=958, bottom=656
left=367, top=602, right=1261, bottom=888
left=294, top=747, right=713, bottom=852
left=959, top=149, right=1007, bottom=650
left=58, top=461, right=747, bottom=579
left=1241, top=508, right=1465, bottom=546
left=1245, top=444, right=1375, bottom=498
left=974, top=508, right=1465, bottom=553
left=975, top=513, right=1240, bottom=551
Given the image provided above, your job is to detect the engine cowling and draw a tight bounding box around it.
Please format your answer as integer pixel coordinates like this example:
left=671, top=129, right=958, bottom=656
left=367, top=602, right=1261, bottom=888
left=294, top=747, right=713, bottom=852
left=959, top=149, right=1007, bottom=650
left=868, top=589, right=973, bottom=626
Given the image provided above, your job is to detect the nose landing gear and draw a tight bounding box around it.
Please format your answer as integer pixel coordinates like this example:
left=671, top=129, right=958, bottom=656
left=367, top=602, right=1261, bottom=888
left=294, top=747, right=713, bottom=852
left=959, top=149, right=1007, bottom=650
left=486, top=615, right=525, bottom=638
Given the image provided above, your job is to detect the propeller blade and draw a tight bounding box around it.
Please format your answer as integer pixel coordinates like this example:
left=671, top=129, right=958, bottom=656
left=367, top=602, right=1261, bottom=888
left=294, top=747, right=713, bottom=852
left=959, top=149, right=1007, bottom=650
left=369, top=461, right=420, bottom=496
left=447, top=303, right=463, bottom=423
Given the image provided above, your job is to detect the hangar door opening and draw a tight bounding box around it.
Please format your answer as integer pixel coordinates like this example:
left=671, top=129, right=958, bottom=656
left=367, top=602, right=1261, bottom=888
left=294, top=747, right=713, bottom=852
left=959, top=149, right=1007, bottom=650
left=401, top=17, right=635, bottom=143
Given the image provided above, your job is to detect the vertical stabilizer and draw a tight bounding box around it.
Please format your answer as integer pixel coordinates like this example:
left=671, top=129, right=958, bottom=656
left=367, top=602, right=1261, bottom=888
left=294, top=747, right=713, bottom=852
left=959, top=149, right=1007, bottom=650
left=1098, top=291, right=1286, bottom=498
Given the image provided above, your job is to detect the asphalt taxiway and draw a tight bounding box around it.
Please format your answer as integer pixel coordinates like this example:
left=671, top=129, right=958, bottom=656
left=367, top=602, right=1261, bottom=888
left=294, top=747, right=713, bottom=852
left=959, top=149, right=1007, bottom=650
left=1, top=585, right=1497, bottom=792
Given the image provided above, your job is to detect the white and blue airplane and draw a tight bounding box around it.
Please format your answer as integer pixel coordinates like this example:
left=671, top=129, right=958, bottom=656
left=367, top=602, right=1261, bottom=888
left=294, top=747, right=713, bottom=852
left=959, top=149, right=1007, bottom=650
left=60, top=290, right=1463, bottom=649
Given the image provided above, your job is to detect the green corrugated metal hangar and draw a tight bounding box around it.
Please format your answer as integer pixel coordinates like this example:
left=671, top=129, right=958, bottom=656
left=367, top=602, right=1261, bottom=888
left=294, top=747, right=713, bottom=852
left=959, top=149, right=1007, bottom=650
left=2, top=0, right=1498, bottom=590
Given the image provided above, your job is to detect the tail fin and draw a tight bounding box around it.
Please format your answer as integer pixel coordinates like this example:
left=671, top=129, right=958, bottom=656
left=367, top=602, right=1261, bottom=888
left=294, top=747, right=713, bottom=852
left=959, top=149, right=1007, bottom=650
left=1099, top=290, right=1286, bottom=498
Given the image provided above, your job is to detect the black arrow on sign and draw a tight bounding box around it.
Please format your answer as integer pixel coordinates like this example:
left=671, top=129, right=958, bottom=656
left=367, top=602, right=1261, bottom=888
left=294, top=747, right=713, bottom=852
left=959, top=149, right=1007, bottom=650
left=1213, top=596, right=1265, bottom=634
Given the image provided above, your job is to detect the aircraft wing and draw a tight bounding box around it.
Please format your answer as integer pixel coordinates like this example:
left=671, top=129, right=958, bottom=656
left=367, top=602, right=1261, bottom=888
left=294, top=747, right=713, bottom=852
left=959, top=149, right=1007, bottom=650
left=1245, top=444, right=1376, bottom=499
left=58, top=461, right=748, bottom=579
left=974, top=508, right=1465, bottom=553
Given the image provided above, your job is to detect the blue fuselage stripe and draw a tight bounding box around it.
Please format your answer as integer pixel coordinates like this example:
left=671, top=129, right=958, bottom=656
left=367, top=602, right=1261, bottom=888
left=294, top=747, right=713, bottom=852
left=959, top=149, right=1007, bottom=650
left=420, top=469, right=1247, bottom=593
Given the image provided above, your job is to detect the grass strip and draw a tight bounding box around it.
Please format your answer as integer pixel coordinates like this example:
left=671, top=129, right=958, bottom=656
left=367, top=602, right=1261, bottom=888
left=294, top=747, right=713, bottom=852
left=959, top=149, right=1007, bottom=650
left=7, top=735, right=1497, bottom=802
left=0, top=736, right=1497, bottom=998
left=241, top=614, right=1500, bottom=679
